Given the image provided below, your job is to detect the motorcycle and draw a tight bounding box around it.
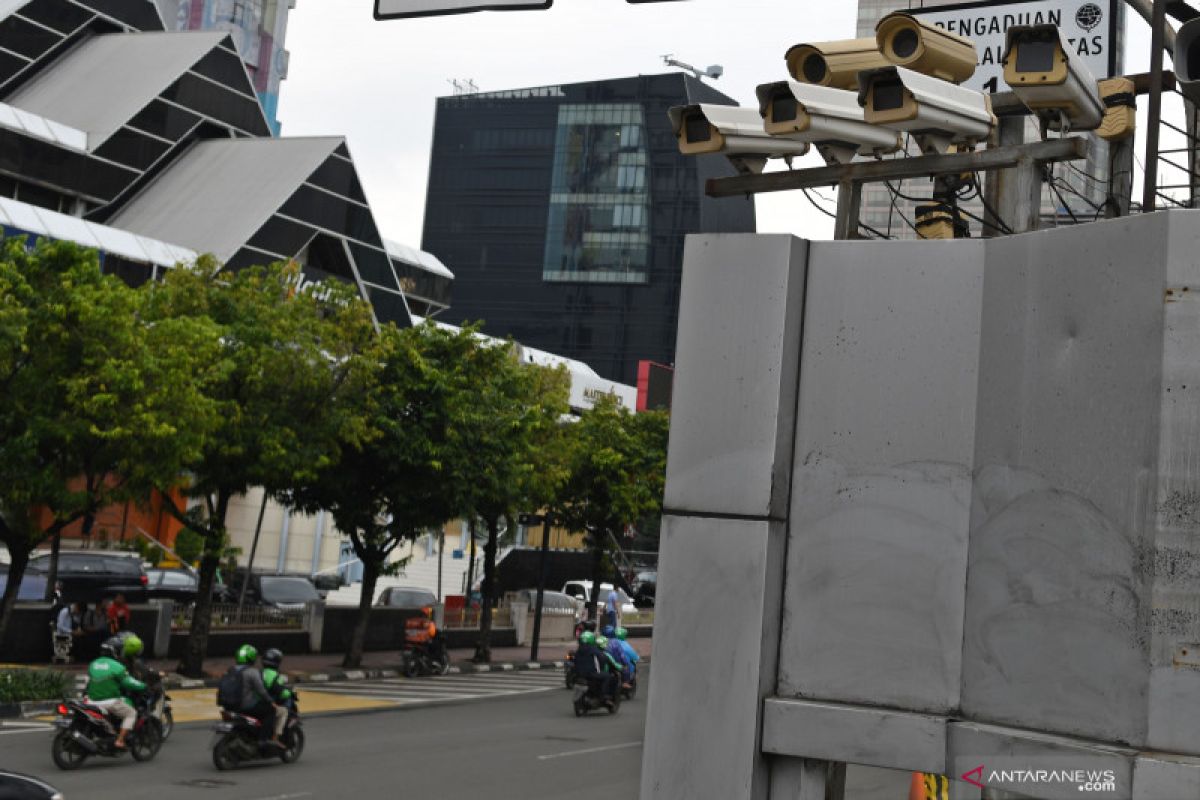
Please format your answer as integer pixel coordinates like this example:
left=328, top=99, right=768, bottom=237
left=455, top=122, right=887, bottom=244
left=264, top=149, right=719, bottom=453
left=402, top=642, right=450, bottom=677
left=50, top=698, right=163, bottom=770
left=572, top=677, right=620, bottom=717
left=211, top=695, right=305, bottom=770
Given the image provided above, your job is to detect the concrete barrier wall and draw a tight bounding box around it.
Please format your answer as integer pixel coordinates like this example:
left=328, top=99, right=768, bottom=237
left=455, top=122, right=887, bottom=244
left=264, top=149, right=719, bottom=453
left=643, top=213, right=1200, bottom=800
left=1, top=603, right=162, bottom=663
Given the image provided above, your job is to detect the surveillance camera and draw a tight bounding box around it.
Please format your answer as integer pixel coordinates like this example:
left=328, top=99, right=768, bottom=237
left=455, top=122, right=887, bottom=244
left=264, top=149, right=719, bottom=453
left=756, top=80, right=902, bottom=165
left=876, top=12, right=977, bottom=84
left=1002, top=24, right=1103, bottom=132
left=668, top=103, right=810, bottom=174
left=858, top=66, right=995, bottom=154
left=785, top=39, right=890, bottom=91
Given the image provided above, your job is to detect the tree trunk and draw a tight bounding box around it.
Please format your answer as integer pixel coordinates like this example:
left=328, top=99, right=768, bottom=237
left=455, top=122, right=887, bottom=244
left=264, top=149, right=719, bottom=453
left=0, top=544, right=31, bottom=651
left=344, top=551, right=380, bottom=668
left=586, top=540, right=604, bottom=626
left=43, top=529, right=63, bottom=602
left=473, top=515, right=500, bottom=663
left=178, top=491, right=229, bottom=678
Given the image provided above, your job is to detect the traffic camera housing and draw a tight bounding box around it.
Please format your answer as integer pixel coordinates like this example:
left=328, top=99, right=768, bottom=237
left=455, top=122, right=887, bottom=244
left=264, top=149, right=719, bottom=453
left=756, top=80, right=902, bottom=165
left=858, top=66, right=996, bottom=154
left=669, top=103, right=810, bottom=175
left=785, top=39, right=890, bottom=90
left=1178, top=17, right=1200, bottom=106
left=876, top=12, right=977, bottom=84
left=1003, top=24, right=1104, bottom=131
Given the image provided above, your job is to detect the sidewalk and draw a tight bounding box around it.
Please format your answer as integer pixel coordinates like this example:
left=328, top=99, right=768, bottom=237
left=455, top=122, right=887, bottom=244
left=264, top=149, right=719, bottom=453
left=13, top=637, right=653, bottom=687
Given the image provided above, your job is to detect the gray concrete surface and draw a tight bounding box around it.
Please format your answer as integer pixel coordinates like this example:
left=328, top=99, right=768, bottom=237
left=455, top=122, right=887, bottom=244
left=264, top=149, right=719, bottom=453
left=663, top=234, right=807, bottom=520
left=647, top=213, right=1200, bottom=799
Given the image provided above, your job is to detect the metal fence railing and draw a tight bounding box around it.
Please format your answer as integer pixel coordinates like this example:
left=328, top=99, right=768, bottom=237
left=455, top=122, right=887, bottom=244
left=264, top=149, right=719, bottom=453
left=172, top=603, right=306, bottom=632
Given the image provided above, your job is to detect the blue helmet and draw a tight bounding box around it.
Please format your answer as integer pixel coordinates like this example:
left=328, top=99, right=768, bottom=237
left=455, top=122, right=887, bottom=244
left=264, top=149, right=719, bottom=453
left=601, top=625, right=615, bottom=637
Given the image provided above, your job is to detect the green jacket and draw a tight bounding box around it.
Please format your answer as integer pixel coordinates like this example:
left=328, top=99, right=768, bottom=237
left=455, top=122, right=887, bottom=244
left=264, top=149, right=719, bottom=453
left=263, top=668, right=292, bottom=702
left=86, top=657, right=145, bottom=703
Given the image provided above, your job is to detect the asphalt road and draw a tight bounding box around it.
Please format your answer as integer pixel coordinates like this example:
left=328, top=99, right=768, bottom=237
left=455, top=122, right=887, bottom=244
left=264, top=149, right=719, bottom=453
left=0, top=673, right=646, bottom=800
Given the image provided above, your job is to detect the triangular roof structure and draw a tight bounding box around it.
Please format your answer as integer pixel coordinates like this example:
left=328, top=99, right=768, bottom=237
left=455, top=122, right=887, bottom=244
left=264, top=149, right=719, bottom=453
left=109, top=136, right=343, bottom=263
left=6, top=31, right=255, bottom=148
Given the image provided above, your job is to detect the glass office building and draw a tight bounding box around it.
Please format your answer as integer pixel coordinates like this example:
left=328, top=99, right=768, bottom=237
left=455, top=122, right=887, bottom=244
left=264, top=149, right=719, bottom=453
left=421, top=73, right=756, bottom=385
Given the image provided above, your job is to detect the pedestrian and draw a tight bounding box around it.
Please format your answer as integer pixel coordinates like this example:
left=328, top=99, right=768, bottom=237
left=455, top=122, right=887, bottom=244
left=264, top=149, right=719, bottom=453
left=107, top=592, right=130, bottom=633
left=603, top=586, right=620, bottom=631
left=83, top=599, right=109, bottom=659
left=56, top=601, right=82, bottom=638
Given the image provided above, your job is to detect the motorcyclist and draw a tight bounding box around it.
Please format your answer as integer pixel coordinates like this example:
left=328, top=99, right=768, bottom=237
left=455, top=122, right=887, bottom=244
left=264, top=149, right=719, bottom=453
left=260, top=647, right=290, bottom=743
left=404, top=606, right=446, bottom=666
left=85, top=637, right=146, bottom=749
left=233, top=644, right=286, bottom=747
left=261, top=648, right=294, bottom=711
left=114, top=633, right=165, bottom=718
left=601, top=626, right=634, bottom=686
left=614, top=627, right=640, bottom=683
left=573, top=632, right=617, bottom=709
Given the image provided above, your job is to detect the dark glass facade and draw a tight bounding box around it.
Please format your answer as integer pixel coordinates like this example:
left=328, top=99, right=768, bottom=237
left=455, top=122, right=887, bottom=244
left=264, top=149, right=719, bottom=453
left=422, top=73, right=755, bottom=385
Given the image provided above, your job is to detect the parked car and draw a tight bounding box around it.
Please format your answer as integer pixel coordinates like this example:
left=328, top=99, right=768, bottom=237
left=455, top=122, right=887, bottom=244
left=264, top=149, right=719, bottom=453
left=225, top=571, right=321, bottom=610
left=631, top=570, right=657, bottom=608
left=560, top=580, right=636, bottom=617
left=376, top=586, right=438, bottom=609
left=0, top=568, right=49, bottom=602
left=0, top=770, right=64, bottom=800
left=27, top=551, right=148, bottom=604
left=144, top=567, right=200, bottom=605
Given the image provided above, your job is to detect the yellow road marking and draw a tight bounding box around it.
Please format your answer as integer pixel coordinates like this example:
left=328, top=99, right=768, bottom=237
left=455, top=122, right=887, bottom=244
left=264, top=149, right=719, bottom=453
left=37, top=688, right=396, bottom=725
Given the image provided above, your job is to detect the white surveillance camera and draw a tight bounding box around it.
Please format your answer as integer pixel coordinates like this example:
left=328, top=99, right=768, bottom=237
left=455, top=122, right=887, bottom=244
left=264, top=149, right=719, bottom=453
left=858, top=66, right=995, bottom=154
left=1003, top=24, right=1103, bottom=132
left=668, top=103, right=810, bottom=174
left=756, top=80, right=902, bottom=165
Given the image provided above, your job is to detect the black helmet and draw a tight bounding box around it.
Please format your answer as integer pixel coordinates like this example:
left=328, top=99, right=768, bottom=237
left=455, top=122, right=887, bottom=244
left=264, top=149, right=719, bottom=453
left=262, top=648, right=283, bottom=669
left=99, top=636, right=123, bottom=659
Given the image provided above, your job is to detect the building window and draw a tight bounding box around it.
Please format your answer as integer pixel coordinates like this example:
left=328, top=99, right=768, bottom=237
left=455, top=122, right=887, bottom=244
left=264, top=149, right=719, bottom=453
left=542, top=104, right=651, bottom=284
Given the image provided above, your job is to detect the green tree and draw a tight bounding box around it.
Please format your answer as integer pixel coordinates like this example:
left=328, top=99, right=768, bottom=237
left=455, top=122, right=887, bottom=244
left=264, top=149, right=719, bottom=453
left=0, top=238, right=220, bottom=645
left=450, top=338, right=570, bottom=663
left=173, top=527, right=205, bottom=566
left=143, top=258, right=379, bottom=677
left=287, top=321, right=482, bottom=667
left=556, top=396, right=669, bottom=623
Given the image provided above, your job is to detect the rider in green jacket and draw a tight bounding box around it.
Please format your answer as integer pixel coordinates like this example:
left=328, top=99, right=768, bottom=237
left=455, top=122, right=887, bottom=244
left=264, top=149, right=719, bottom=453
left=261, top=649, right=293, bottom=707
left=86, top=639, right=146, bottom=748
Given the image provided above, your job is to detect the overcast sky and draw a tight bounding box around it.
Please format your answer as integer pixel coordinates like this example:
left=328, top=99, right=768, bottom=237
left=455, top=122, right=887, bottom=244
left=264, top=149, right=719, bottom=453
left=276, top=1, right=1162, bottom=251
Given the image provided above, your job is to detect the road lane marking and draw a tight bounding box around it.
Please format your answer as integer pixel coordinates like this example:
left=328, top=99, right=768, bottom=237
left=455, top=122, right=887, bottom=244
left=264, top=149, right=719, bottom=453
left=538, top=741, right=643, bottom=761
left=251, top=793, right=313, bottom=800
left=0, top=722, right=51, bottom=736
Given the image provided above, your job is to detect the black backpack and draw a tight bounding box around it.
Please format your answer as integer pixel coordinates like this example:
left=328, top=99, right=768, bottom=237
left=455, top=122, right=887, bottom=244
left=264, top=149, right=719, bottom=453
left=216, top=665, right=245, bottom=710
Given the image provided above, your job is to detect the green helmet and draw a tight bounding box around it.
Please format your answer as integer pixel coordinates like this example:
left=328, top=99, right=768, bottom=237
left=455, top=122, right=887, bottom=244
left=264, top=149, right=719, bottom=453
left=595, top=635, right=609, bottom=648
left=235, top=644, right=258, bottom=665
left=579, top=631, right=596, bottom=646
left=616, top=627, right=628, bottom=641
left=122, top=634, right=144, bottom=658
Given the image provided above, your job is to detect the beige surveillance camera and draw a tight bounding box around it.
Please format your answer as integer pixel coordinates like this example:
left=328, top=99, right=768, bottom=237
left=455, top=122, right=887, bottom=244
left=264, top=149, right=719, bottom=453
left=1003, top=24, right=1104, bottom=131
left=876, top=12, right=977, bottom=84
left=668, top=103, right=810, bottom=174
left=756, top=80, right=902, bottom=165
left=785, top=39, right=890, bottom=90
left=858, top=66, right=995, bottom=154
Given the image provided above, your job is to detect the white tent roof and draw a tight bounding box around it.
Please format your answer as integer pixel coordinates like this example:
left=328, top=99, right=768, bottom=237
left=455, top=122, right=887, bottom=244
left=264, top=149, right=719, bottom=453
left=0, top=196, right=196, bottom=269
left=384, top=239, right=455, bottom=279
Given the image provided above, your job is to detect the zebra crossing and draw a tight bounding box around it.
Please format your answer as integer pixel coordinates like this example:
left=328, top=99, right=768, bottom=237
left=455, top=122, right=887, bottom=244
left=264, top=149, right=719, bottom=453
left=300, top=668, right=566, bottom=707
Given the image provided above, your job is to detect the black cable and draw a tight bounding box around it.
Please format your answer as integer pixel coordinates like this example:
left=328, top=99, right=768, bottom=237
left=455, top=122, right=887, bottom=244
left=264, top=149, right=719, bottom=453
left=802, top=188, right=836, bottom=220
left=957, top=205, right=1015, bottom=236
left=1047, top=177, right=1080, bottom=224
left=859, top=222, right=893, bottom=240
left=1063, top=161, right=1110, bottom=186
left=1050, top=177, right=1105, bottom=214
left=971, top=174, right=1016, bottom=235
left=884, top=182, right=920, bottom=235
